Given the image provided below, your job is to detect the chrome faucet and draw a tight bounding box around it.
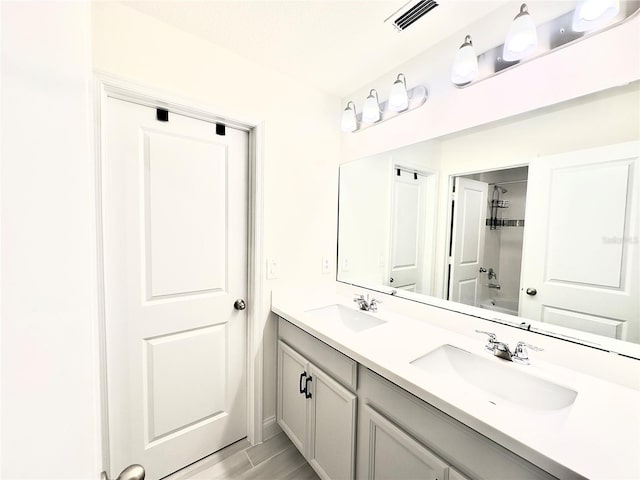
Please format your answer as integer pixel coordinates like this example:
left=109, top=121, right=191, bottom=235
left=475, top=330, right=543, bottom=364
left=354, top=294, right=380, bottom=312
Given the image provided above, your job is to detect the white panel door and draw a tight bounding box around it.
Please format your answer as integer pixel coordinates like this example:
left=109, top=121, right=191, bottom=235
left=388, top=171, right=427, bottom=291
left=102, top=97, right=248, bottom=479
left=449, top=178, right=489, bottom=306
left=308, top=364, right=357, bottom=480
left=520, top=142, right=639, bottom=342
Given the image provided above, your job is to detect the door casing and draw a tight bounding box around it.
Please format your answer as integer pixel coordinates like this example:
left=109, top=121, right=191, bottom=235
left=93, top=73, right=265, bottom=476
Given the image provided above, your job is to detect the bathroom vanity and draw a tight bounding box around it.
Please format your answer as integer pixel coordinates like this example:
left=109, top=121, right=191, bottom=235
left=273, top=288, right=640, bottom=480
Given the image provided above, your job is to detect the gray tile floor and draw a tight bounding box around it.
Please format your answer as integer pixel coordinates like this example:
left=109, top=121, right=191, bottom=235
left=164, top=432, right=320, bottom=480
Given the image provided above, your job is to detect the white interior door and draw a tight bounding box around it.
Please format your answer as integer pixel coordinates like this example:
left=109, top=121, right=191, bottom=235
left=102, top=97, right=248, bottom=479
left=388, top=170, right=427, bottom=291
left=448, top=178, right=489, bottom=306
left=520, top=142, right=639, bottom=342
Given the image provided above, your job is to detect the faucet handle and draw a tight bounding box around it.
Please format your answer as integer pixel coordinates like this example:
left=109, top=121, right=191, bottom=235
left=475, top=330, right=497, bottom=352
left=475, top=330, right=497, bottom=341
left=369, top=297, right=381, bottom=312
left=513, top=341, right=543, bottom=364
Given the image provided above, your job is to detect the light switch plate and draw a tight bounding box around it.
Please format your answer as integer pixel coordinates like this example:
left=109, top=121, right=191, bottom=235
left=342, top=257, right=350, bottom=272
left=322, top=256, right=331, bottom=274
left=266, top=258, right=279, bottom=279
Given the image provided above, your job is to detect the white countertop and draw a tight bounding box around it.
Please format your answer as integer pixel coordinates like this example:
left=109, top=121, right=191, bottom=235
left=272, top=289, right=640, bottom=480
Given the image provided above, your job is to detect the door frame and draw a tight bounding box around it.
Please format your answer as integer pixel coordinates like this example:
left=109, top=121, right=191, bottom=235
left=93, top=73, right=265, bottom=474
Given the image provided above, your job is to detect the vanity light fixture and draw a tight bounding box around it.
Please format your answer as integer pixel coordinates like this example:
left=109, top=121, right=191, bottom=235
left=362, top=89, right=382, bottom=123
left=503, top=3, right=538, bottom=61
left=388, top=74, right=410, bottom=112
left=341, top=76, right=429, bottom=133
left=572, top=0, right=620, bottom=32
left=451, top=35, right=478, bottom=86
left=341, top=101, right=358, bottom=132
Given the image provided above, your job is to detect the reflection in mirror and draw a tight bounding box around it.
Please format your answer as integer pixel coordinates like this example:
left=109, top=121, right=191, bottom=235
left=448, top=167, right=528, bottom=317
left=337, top=83, right=640, bottom=354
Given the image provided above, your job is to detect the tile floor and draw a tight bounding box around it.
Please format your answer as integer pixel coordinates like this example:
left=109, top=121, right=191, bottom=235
left=164, top=432, right=319, bottom=479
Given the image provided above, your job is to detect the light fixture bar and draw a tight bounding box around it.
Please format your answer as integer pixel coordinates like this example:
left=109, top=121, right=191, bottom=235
left=456, top=1, right=633, bottom=88
left=350, top=85, right=428, bottom=133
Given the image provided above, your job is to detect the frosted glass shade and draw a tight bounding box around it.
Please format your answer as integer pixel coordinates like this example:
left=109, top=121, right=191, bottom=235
left=388, top=77, right=409, bottom=112
left=341, top=102, right=358, bottom=132
left=362, top=91, right=381, bottom=123
left=503, top=5, right=537, bottom=61
left=572, top=0, right=619, bottom=32
left=451, top=37, right=478, bottom=86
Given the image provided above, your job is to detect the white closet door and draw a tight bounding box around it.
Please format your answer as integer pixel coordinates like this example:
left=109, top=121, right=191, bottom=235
left=103, top=97, right=248, bottom=479
left=520, top=141, right=639, bottom=342
left=389, top=170, right=428, bottom=291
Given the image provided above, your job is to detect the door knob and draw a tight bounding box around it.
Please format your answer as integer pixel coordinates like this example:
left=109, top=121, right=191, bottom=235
left=526, top=288, right=537, bottom=296
left=479, top=267, right=487, bottom=273
left=100, top=465, right=145, bottom=480
left=234, top=299, right=246, bottom=310
left=390, top=277, right=394, bottom=283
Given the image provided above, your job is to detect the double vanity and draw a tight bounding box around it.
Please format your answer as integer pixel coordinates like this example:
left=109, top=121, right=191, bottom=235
left=272, top=288, right=640, bottom=480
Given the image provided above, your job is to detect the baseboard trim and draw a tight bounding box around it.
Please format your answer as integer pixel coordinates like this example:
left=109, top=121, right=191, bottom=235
left=262, top=415, right=282, bottom=441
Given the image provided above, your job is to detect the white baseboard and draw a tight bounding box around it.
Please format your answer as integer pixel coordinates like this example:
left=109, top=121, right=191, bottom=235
left=262, top=415, right=282, bottom=441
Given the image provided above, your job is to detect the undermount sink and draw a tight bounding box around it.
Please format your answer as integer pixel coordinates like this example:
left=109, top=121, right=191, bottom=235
left=305, top=304, right=386, bottom=333
left=411, top=345, right=577, bottom=412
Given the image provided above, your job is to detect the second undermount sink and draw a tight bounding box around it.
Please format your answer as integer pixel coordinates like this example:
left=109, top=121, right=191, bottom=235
left=305, top=304, right=386, bottom=333
left=411, top=345, right=577, bottom=412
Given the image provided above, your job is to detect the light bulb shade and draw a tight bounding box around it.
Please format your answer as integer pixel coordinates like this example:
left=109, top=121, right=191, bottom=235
left=451, top=36, right=478, bottom=86
left=503, top=4, right=537, bottom=61
left=341, top=102, right=358, bottom=132
left=362, top=90, right=381, bottom=123
left=572, top=0, right=619, bottom=32
left=388, top=74, right=409, bottom=112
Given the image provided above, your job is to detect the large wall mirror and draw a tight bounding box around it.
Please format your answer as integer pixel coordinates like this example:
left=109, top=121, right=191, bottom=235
left=337, top=82, right=640, bottom=357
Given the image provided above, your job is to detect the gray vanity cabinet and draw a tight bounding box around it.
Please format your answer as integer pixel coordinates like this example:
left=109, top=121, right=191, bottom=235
left=277, top=319, right=357, bottom=480
left=277, top=317, right=559, bottom=480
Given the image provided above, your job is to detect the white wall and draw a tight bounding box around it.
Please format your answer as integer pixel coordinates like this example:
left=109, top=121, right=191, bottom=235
left=91, top=2, right=341, bottom=437
left=1, top=2, right=101, bottom=478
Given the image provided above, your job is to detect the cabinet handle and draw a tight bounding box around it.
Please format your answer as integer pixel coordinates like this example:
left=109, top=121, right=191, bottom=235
left=299, top=372, right=307, bottom=394
left=305, top=376, right=312, bottom=399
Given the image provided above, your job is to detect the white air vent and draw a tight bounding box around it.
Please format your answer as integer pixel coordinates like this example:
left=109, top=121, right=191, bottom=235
left=385, top=0, right=440, bottom=32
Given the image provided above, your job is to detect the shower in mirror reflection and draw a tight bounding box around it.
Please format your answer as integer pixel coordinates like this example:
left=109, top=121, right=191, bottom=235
left=448, top=167, right=529, bottom=317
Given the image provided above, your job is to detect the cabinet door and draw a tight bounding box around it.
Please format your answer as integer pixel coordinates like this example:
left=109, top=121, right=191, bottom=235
left=308, top=365, right=357, bottom=480
left=358, top=405, right=448, bottom=480
left=277, top=341, right=309, bottom=454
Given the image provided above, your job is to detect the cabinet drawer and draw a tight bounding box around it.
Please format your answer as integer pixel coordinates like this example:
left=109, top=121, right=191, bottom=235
left=278, top=317, right=357, bottom=391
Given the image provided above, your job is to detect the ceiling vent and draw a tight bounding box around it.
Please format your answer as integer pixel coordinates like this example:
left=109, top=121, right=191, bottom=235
left=385, top=0, right=440, bottom=32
